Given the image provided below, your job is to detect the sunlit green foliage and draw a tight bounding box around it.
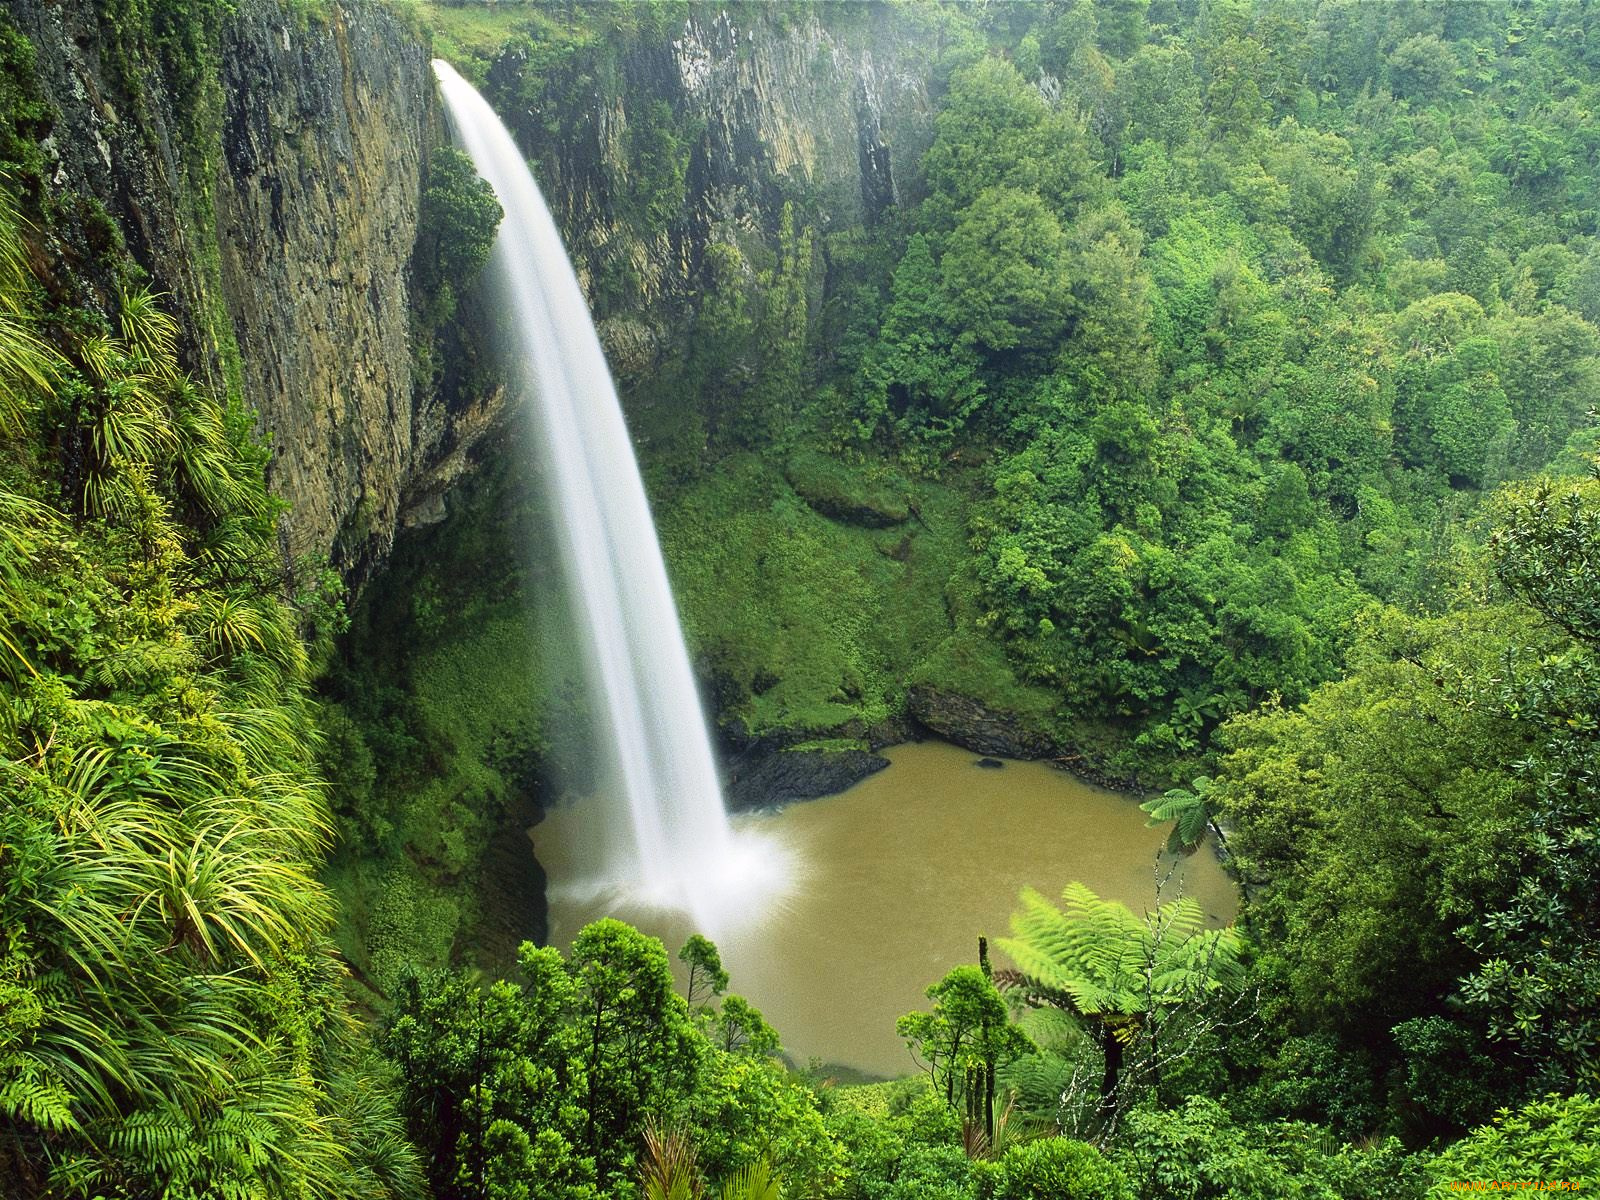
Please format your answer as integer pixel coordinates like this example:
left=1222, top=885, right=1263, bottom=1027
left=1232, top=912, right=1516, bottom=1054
left=897, top=963, right=1033, bottom=1145
left=390, top=0, right=1600, bottom=798
left=1139, top=776, right=1216, bottom=851
left=1456, top=476, right=1600, bottom=1095
left=416, top=146, right=504, bottom=328
left=1424, top=1094, right=1599, bottom=1191
left=1213, top=467, right=1600, bottom=1138
left=1217, top=604, right=1541, bottom=1037
left=999, top=883, right=1244, bottom=1131
left=235, top=2, right=1600, bottom=1192
left=1114, top=1096, right=1424, bottom=1200
left=387, top=927, right=838, bottom=1200
left=996, top=1137, right=1132, bottom=1200
left=0, top=190, right=417, bottom=1197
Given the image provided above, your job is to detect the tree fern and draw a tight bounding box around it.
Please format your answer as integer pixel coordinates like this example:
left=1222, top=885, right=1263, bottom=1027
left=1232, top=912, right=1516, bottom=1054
left=997, top=881, right=1244, bottom=1129
left=1140, top=776, right=1222, bottom=851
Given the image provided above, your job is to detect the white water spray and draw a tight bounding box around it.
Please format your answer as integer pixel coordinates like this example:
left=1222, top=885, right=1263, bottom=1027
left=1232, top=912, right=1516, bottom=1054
left=432, top=61, right=788, bottom=934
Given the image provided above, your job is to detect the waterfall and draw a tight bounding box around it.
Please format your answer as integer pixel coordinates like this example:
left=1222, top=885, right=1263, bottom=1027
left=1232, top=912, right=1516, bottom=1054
left=432, top=60, right=786, bottom=934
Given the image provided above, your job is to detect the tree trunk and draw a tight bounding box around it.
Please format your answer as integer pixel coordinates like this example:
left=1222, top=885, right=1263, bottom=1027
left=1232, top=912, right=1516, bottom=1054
left=1098, top=1023, right=1123, bottom=1129
left=983, top=1061, right=996, bottom=1146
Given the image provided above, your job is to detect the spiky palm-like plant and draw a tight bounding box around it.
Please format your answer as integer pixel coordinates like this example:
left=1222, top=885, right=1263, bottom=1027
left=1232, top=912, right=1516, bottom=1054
left=115, top=286, right=180, bottom=380
left=168, top=380, right=259, bottom=523
left=639, top=1121, right=785, bottom=1200
left=0, top=184, right=57, bottom=433
left=0, top=210, right=420, bottom=1198
left=641, top=1118, right=704, bottom=1200
left=719, top=1158, right=782, bottom=1200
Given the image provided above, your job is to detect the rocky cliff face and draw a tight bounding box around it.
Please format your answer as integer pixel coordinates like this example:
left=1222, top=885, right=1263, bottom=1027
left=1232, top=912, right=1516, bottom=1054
left=10, top=0, right=941, bottom=578
left=9, top=0, right=504, bottom=579
left=215, top=1, right=449, bottom=574
left=488, top=4, right=940, bottom=389
left=8, top=0, right=223, bottom=379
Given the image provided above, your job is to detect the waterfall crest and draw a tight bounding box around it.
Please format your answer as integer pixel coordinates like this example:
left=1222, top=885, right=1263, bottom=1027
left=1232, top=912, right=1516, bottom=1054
left=432, top=60, right=787, bottom=934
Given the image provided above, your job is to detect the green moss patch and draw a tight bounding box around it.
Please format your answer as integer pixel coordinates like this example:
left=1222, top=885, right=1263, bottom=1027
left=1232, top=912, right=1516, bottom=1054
left=659, top=451, right=967, bottom=737
left=909, top=631, right=1061, bottom=730
left=783, top=449, right=912, bottom=526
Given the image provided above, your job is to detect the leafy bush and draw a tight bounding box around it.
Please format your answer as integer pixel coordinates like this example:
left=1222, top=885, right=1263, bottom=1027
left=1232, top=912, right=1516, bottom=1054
left=415, top=146, right=503, bottom=327
left=998, top=1138, right=1132, bottom=1200
left=1426, top=1094, right=1600, bottom=1190
left=879, top=1143, right=976, bottom=1200
left=1113, top=1098, right=1423, bottom=1200
left=0, top=203, right=420, bottom=1195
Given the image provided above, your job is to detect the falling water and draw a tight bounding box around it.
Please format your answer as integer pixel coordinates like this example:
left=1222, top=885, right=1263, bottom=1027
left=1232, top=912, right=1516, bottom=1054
left=432, top=61, right=788, bottom=934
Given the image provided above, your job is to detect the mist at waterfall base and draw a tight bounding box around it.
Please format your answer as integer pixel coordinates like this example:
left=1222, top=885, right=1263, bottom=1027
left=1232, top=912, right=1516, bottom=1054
left=432, top=60, right=793, bottom=938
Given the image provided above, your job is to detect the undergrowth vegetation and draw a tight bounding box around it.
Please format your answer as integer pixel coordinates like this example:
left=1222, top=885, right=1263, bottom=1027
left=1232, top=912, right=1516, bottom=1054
left=0, top=182, right=420, bottom=1193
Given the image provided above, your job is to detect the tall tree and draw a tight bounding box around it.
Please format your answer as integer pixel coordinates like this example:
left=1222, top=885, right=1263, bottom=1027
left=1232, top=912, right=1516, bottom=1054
left=1459, top=476, right=1600, bottom=1093
left=898, top=961, right=1032, bottom=1145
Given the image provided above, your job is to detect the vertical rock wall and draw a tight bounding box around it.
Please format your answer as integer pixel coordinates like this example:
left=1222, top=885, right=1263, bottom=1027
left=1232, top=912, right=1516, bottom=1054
left=488, top=5, right=940, bottom=389
left=8, top=0, right=226, bottom=383
left=10, top=0, right=499, bottom=580
left=215, top=1, right=434, bottom=573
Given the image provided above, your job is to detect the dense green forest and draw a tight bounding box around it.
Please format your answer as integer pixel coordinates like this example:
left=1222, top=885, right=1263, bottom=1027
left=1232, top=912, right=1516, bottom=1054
left=4, top=0, right=1600, bottom=1196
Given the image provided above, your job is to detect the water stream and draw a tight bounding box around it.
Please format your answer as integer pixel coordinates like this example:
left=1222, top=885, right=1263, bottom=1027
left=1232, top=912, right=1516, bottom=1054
left=432, top=61, right=789, bottom=935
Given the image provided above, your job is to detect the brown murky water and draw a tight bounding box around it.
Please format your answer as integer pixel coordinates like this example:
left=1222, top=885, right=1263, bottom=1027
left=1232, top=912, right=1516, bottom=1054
left=532, top=740, right=1237, bottom=1079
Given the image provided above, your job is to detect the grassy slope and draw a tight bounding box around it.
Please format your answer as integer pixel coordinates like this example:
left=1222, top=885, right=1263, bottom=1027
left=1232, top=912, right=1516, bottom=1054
left=388, top=0, right=563, bottom=74
left=659, top=449, right=1082, bottom=748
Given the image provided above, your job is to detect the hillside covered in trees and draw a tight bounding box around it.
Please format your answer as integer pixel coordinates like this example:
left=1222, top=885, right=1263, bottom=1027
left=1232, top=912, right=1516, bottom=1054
left=3, top=0, right=1600, bottom=1196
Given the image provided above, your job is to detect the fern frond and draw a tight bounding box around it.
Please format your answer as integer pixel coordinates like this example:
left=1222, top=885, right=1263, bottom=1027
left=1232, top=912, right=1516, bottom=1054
left=719, top=1158, right=781, bottom=1200
left=0, top=1061, right=81, bottom=1133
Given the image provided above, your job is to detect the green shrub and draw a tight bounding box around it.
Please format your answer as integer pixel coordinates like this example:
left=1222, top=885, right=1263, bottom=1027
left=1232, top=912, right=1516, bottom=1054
left=415, top=146, right=502, bottom=327
left=1113, top=1097, right=1424, bottom=1200
left=1426, top=1094, right=1599, bottom=1191
left=999, top=1138, right=1132, bottom=1200
left=883, top=1143, right=977, bottom=1200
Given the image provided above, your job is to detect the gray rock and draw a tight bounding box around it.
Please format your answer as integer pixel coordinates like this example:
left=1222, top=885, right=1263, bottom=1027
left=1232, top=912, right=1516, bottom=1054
left=906, top=684, right=1061, bottom=760
left=10, top=0, right=504, bottom=583
left=724, top=747, right=889, bottom=811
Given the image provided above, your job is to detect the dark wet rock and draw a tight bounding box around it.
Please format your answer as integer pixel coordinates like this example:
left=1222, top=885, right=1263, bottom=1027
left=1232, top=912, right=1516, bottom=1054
left=7, top=0, right=509, bottom=583
left=976, top=757, right=1004, bottom=769
left=866, top=715, right=917, bottom=752
left=724, top=747, right=890, bottom=811
left=906, top=684, right=1061, bottom=760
